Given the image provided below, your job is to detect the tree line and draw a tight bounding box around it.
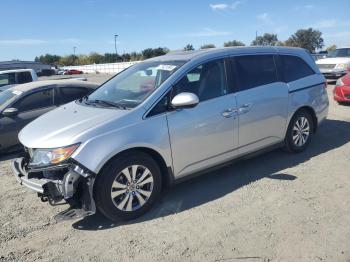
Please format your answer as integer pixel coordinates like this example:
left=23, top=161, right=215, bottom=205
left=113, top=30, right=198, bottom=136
left=35, top=28, right=335, bottom=67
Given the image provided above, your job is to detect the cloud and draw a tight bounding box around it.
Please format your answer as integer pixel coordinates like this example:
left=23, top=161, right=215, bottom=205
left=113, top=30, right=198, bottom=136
left=210, top=1, right=241, bottom=11
left=324, top=31, right=350, bottom=38
left=312, top=19, right=337, bottom=29
left=257, top=13, right=273, bottom=25
left=210, top=3, right=229, bottom=10
left=0, top=39, right=47, bottom=45
left=323, top=31, right=350, bottom=46
left=311, top=19, right=350, bottom=29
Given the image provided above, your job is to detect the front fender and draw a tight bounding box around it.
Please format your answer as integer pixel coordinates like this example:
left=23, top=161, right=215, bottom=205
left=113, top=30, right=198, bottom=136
left=71, top=114, right=172, bottom=174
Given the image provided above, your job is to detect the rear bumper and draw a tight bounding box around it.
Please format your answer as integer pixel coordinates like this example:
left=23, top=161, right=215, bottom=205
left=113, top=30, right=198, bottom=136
left=320, top=69, right=347, bottom=79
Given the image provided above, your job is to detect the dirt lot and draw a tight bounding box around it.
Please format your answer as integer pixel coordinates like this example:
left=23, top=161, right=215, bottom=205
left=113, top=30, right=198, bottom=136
left=0, top=79, right=349, bottom=262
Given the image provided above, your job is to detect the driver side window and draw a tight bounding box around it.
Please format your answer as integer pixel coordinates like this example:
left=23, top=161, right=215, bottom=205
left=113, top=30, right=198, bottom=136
left=13, top=89, right=54, bottom=112
left=173, top=59, right=227, bottom=102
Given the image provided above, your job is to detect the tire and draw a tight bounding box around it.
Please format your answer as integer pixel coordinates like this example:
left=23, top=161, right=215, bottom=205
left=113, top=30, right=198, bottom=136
left=94, top=151, right=162, bottom=222
left=284, top=110, right=314, bottom=153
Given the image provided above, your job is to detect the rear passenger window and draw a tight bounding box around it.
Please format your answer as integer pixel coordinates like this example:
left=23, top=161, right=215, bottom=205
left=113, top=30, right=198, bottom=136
left=59, top=86, right=90, bottom=104
left=17, top=72, right=33, bottom=84
left=173, top=59, right=227, bottom=102
left=233, top=55, right=277, bottom=91
left=278, top=55, right=315, bottom=82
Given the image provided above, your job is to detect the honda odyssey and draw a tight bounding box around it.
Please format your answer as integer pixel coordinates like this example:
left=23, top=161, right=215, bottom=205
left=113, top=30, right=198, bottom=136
left=12, top=47, right=329, bottom=222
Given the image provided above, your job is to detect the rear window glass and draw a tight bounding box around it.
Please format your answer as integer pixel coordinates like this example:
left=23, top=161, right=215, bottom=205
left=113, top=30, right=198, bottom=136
left=278, top=55, right=315, bottom=82
left=233, top=55, right=277, bottom=91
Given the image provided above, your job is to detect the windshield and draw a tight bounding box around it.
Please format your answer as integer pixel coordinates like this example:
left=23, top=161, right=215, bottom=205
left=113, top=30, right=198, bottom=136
left=86, top=60, right=186, bottom=109
left=328, top=48, right=350, bottom=58
left=0, top=89, right=21, bottom=107
left=0, top=73, right=16, bottom=87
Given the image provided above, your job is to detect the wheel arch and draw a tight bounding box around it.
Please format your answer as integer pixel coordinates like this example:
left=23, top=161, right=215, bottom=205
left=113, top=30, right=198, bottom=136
left=97, top=147, right=174, bottom=187
left=289, top=106, right=318, bottom=133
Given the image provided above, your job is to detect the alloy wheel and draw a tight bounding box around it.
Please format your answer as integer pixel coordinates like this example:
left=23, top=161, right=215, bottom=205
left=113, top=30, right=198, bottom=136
left=110, top=165, right=154, bottom=212
left=292, top=116, right=310, bottom=147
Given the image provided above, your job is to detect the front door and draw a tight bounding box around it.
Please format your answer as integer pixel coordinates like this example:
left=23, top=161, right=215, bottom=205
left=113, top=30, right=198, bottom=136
left=166, top=59, right=238, bottom=178
left=0, top=88, right=55, bottom=151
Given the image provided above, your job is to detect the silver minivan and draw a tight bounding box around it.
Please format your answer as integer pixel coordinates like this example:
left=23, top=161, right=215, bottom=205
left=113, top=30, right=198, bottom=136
left=12, top=47, right=329, bottom=221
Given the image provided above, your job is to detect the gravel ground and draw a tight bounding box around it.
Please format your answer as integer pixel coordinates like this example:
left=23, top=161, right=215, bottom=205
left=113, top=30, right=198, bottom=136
left=0, top=79, right=349, bottom=262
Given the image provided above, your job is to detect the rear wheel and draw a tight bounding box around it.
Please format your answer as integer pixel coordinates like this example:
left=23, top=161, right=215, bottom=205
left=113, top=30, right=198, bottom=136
left=94, top=152, right=162, bottom=222
left=284, top=110, right=313, bottom=153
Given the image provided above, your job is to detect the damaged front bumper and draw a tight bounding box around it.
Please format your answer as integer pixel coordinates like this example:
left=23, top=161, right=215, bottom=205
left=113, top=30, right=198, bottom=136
left=12, top=157, right=96, bottom=220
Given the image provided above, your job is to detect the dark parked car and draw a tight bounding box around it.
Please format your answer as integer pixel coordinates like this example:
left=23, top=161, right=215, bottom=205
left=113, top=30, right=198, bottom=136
left=0, top=80, right=98, bottom=153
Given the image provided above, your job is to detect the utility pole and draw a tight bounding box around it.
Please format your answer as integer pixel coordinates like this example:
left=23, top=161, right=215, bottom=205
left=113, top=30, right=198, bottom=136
left=73, top=46, right=77, bottom=66
left=114, top=34, right=119, bottom=62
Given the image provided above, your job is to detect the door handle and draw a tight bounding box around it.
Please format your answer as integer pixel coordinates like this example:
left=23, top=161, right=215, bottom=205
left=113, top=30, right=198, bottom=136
left=238, top=103, right=252, bottom=114
left=222, top=108, right=238, bottom=118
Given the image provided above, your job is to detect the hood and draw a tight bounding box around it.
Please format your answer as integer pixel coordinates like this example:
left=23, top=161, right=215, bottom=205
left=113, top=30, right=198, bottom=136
left=316, top=57, right=350, bottom=65
left=19, top=101, right=129, bottom=149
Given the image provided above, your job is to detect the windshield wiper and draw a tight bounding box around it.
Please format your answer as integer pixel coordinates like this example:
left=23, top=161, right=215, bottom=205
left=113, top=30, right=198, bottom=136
left=85, top=99, right=127, bottom=109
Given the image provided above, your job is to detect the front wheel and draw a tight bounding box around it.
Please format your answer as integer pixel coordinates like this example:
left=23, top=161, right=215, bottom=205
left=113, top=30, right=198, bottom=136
left=284, top=110, right=314, bottom=153
left=94, top=152, right=162, bottom=222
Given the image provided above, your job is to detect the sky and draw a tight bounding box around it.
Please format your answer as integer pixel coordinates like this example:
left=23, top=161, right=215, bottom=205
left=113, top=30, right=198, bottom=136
left=0, top=0, right=349, bottom=61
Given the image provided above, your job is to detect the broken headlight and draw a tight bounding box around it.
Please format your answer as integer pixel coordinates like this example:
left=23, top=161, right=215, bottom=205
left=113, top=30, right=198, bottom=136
left=29, top=143, right=80, bottom=168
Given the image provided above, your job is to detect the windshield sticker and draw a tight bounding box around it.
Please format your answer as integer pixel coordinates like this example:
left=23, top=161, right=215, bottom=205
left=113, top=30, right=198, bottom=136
left=156, top=65, right=177, bottom=71
left=12, top=90, right=23, bottom=95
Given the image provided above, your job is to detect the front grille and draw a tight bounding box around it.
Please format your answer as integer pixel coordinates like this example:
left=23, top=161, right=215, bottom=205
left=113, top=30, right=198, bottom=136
left=318, top=64, right=336, bottom=69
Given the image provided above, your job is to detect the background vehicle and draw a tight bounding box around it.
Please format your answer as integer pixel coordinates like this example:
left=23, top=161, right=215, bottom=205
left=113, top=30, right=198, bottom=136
left=333, top=73, right=350, bottom=104
left=0, top=80, right=98, bottom=153
left=12, top=47, right=328, bottom=222
left=57, top=69, right=67, bottom=75
left=316, top=47, right=350, bottom=78
left=0, top=69, right=38, bottom=91
left=311, top=54, right=326, bottom=61
left=64, top=69, right=83, bottom=75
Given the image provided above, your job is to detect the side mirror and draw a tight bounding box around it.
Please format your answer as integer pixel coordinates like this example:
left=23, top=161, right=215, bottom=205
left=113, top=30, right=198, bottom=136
left=2, top=107, right=18, bottom=117
left=171, top=92, right=199, bottom=109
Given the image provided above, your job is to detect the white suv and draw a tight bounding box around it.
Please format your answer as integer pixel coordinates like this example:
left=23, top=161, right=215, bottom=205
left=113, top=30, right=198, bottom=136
left=316, top=47, right=350, bottom=78
left=0, top=69, right=38, bottom=91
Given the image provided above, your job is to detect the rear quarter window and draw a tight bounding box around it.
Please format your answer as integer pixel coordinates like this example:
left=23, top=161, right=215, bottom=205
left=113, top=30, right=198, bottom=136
left=277, top=55, right=315, bottom=83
